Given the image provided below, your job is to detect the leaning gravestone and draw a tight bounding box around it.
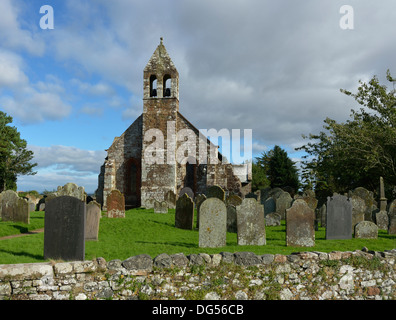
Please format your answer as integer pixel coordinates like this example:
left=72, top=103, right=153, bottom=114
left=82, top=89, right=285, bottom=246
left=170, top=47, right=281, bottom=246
left=154, top=200, right=168, bottom=214
left=326, top=194, right=352, bottom=240
left=175, top=193, right=194, bottom=230
left=44, top=196, right=86, bottom=261
left=106, top=190, right=125, bottom=218
left=286, top=199, right=315, bottom=247
left=236, top=198, right=266, bottom=245
left=207, top=185, right=225, bottom=201
left=85, top=201, right=101, bottom=241
left=199, top=198, right=227, bottom=248
left=354, top=221, right=378, bottom=239
left=56, top=182, right=86, bottom=202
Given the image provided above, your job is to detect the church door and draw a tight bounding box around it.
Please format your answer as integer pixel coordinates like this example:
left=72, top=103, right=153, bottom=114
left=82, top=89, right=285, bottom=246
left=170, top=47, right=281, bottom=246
left=125, top=158, right=141, bottom=208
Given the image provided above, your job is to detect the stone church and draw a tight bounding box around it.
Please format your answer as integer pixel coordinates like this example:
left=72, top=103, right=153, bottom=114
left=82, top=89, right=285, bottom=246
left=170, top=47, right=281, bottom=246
left=96, top=39, right=251, bottom=210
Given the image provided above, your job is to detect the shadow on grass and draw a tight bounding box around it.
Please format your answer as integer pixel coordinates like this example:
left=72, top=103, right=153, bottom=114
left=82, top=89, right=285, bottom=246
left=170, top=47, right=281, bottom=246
left=0, top=248, right=43, bottom=261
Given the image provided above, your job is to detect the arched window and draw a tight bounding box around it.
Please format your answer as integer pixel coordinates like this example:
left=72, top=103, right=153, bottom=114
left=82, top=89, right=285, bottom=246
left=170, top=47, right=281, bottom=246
left=150, top=75, right=157, bottom=97
left=163, top=74, right=171, bottom=97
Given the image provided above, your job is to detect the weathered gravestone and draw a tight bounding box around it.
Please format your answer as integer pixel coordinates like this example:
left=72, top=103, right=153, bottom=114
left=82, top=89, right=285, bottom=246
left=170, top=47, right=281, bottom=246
left=318, top=204, right=327, bottom=227
left=350, top=195, right=365, bottom=233
left=236, top=198, right=266, bottom=245
left=265, top=212, right=281, bottom=226
left=226, top=205, right=237, bottom=233
left=0, top=190, right=30, bottom=224
left=207, top=185, right=225, bottom=201
left=389, top=200, right=396, bottom=234
left=276, top=191, right=293, bottom=220
left=199, top=198, right=226, bottom=248
left=85, top=201, right=101, bottom=241
left=175, top=193, right=194, bottom=230
left=195, top=194, right=206, bottom=229
left=44, top=196, right=86, bottom=261
left=179, top=187, right=194, bottom=201
left=154, top=200, right=168, bottom=214
left=354, top=221, right=378, bottom=239
left=348, top=187, right=376, bottom=222
left=375, top=210, right=389, bottom=230
left=286, top=199, right=315, bottom=247
left=57, top=182, right=86, bottom=202
left=106, top=190, right=125, bottom=218
left=263, top=197, right=276, bottom=216
left=302, top=189, right=318, bottom=211
left=326, top=194, right=352, bottom=240
left=164, top=190, right=176, bottom=209
left=227, top=194, right=243, bottom=207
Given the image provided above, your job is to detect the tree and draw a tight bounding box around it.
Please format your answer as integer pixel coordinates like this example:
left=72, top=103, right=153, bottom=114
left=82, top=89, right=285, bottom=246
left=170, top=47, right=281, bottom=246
left=255, top=145, right=300, bottom=192
left=297, top=70, right=396, bottom=196
left=0, top=111, right=37, bottom=192
left=251, top=161, right=270, bottom=192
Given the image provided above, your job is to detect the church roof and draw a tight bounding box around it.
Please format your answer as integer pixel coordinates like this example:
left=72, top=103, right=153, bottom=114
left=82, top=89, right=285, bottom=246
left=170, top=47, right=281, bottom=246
left=144, top=38, right=178, bottom=73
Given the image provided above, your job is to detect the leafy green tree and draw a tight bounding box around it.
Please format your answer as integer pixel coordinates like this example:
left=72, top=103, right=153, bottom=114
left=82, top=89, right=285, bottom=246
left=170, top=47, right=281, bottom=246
left=251, top=161, right=270, bottom=192
left=297, top=70, right=396, bottom=196
left=256, top=145, right=300, bottom=193
left=0, top=111, right=37, bottom=192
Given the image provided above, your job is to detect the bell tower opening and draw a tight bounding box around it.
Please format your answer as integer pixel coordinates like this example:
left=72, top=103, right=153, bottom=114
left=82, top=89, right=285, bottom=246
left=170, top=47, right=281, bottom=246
left=150, top=75, right=158, bottom=97
left=163, top=74, right=172, bottom=97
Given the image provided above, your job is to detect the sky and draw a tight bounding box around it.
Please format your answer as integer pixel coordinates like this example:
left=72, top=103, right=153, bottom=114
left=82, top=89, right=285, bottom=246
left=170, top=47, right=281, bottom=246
left=1, top=0, right=396, bottom=194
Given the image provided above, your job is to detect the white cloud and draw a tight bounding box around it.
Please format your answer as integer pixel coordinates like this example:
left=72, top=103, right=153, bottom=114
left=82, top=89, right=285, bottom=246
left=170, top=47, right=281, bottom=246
left=71, top=79, right=115, bottom=96
left=0, top=50, right=28, bottom=87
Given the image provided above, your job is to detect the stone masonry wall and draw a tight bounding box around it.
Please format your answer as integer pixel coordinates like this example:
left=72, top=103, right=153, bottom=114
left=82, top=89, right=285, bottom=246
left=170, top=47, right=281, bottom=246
left=0, top=248, right=395, bottom=300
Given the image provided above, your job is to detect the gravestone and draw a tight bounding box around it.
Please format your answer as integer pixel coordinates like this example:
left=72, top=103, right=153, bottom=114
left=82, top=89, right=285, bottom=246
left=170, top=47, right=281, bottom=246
left=179, top=187, right=194, bottom=200
left=326, top=194, right=352, bottom=240
left=264, top=197, right=276, bottom=216
left=207, top=185, right=225, bottom=201
left=56, top=182, right=86, bottom=202
left=375, top=210, right=389, bottom=230
left=276, top=191, right=293, bottom=219
left=286, top=199, right=315, bottom=247
left=245, top=192, right=258, bottom=200
left=226, top=194, right=243, bottom=207
left=175, top=193, right=194, bottom=230
left=44, top=196, right=86, bottom=261
left=85, top=201, right=101, bottom=241
left=0, top=190, right=30, bottom=224
left=350, top=195, right=365, bottom=233
left=354, top=221, right=378, bottom=239
left=28, top=200, right=36, bottom=213
left=349, top=187, right=376, bottom=222
left=389, top=214, right=396, bottom=234
left=265, top=212, right=281, bottom=226
left=302, top=189, right=318, bottom=210
left=226, top=204, right=237, bottom=233
left=164, top=190, right=176, bottom=209
left=195, top=194, right=206, bottom=229
left=236, top=198, right=266, bottom=245
left=106, top=190, right=125, bottom=218
left=318, top=204, right=327, bottom=227
left=199, top=198, right=227, bottom=248
left=379, top=177, right=387, bottom=211
left=154, top=200, right=168, bottom=214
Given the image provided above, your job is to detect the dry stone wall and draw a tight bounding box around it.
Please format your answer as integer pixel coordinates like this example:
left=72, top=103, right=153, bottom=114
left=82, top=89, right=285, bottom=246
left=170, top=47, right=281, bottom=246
left=0, top=248, right=395, bottom=301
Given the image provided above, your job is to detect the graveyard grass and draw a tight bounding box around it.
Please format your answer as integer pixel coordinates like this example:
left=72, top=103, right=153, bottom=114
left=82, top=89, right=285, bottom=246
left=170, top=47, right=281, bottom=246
left=0, top=209, right=395, bottom=264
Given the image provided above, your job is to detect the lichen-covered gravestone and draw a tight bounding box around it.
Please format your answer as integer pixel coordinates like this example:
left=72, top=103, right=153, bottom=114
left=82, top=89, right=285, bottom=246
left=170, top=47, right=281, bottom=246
left=85, top=201, right=101, bottom=241
left=199, top=198, right=226, bottom=248
left=56, top=182, right=86, bottom=202
left=286, top=199, right=315, bottom=247
left=195, top=193, right=206, bottom=229
left=348, top=187, right=376, bottom=222
left=326, top=194, right=352, bottom=240
left=0, top=190, right=30, bottom=224
left=154, top=200, right=168, bottom=214
left=375, top=210, right=389, bottom=230
left=354, top=221, right=378, bottom=239
left=236, top=198, right=266, bottom=245
left=350, top=195, right=365, bottom=233
left=175, top=193, right=194, bottom=230
left=106, top=190, right=125, bottom=218
left=206, top=185, right=225, bottom=202
left=275, top=191, right=292, bottom=220
left=44, top=196, right=86, bottom=261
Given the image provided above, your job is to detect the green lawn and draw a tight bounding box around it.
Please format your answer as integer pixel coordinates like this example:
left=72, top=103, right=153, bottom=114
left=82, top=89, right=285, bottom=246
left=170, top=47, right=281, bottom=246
left=0, top=208, right=395, bottom=265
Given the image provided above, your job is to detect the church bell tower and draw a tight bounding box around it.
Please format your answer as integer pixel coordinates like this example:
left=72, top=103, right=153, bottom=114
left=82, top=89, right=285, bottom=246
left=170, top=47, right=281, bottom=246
left=141, top=38, right=179, bottom=208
